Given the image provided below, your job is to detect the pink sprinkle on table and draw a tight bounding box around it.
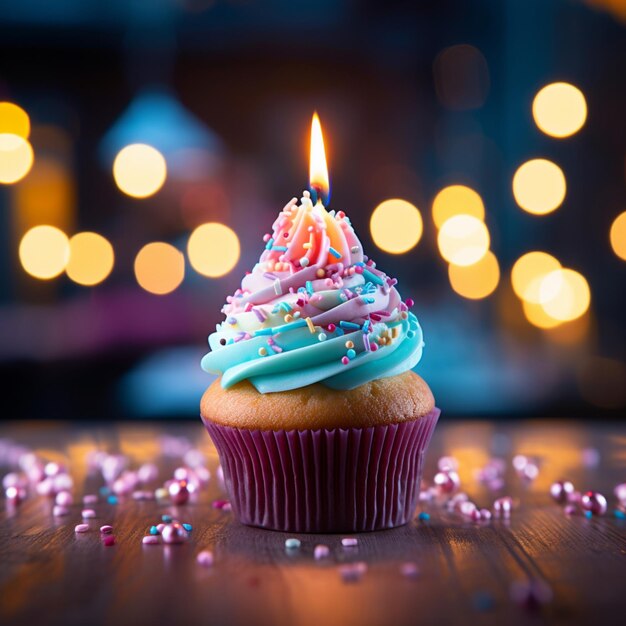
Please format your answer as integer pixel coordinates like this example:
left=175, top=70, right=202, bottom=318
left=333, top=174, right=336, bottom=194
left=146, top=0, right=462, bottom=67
left=74, top=524, right=90, bottom=533
left=197, top=550, right=214, bottom=567
left=142, top=535, right=160, bottom=545
left=81, top=509, right=96, bottom=519
left=103, top=535, right=116, bottom=547
left=341, top=537, right=358, bottom=547
left=53, top=505, right=70, bottom=517
left=55, top=491, right=73, bottom=507
left=100, top=525, right=113, bottom=534
left=314, top=545, right=330, bottom=560
left=83, top=494, right=98, bottom=504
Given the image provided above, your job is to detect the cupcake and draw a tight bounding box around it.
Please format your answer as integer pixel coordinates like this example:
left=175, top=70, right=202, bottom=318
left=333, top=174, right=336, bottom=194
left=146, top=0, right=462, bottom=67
left=201, top=191, right=439, bottom=532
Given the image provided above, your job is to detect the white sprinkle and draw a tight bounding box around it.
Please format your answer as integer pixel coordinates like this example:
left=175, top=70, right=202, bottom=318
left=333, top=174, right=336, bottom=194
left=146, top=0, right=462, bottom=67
left=100, top=525, right=114, bottom=534
left=314, top=544, right=330, bottom=560
left=273, top=279, right=283, bottom=295
left=74, top=523, right=90, bottom=533
left=341, top=537, right=358, bottom=547
left=300, top=257, right=310, bottom=267
left=318, top=333, right=327, bottom=342
left=81, top=508, right=96, bottom=519
left=196, top=550, right=214, bottom=567
left=142, top=535, right=160, bottom=545
left=350, top=246, right=359, bottom=253
left=53, top=505, right=70, bottom=517
left=285, top=537, right=301, bottom=549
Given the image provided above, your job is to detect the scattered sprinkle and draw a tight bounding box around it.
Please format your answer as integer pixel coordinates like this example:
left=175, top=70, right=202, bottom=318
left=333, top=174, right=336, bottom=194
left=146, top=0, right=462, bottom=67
left=305, top=317, right=315, bottom=333
left=339, top=321, right=360, bottom=330
left=197, top=550, right=214, bottom=567
left=285, top=538, right=301, bottom=550
left=341, top=356, right=350, bottom=365
left=339, top=562, right=367, bottom=583
left=613, top=509, right=626, bottom=519
left=107, top=495, right=118, bottom=505
left=346, top=349, right=356, bottom=359
left=418, top=512, right=430, bottom=521
left=83, top=494, right=98, bottom=504
left=103, top=535, right=116, bottom=547
left=341, top=537, right=358, bottom=547
left=314, top=544, right=330, bottom=560
left=142, top=535, right=160, bottom=545
left=182, top=523, right=193, bottom=532
left=162, top=515, right=172, bottom=523
left=82, top=509, right=96, bottom=519
left=74, top=523, right=90, bottom=533
left=305, top=281, right=314, bottom=296
left=258, top=347, right=268, bottom=357
left=273, top=279, right=282, bottom=295
left=329, top=246, right=342, bottom=259
left=150, top=525, right=160, bottom=535
left=100, top=525, right=113, bottom=534
left=318, top=333, right=327, bottom=342
left=345, top=340, right=354, bottom=349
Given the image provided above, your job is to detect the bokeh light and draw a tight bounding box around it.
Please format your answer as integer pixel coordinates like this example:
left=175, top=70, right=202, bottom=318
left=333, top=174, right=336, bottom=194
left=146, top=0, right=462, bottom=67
left=432, top=185, right=485, bottom=229
left=113, top=144, right=167, bottom=198
left=19, top=225, right=70, bottom=280
left=609, top=211, right=626, bottom=261
left=532, top=82, right=587, bottom=138
left=512, top=159, right=566, bottom=215
left=511, top=251, right=561, bottom=303
left=187, top=222, right=241, bottom=277
left=522, top=299, right=562, bottom=329
left=134, top=243, right=185, bottom=295
left=448, top=251, right=500, bottom=299
left=370, top=199, right=423, bottom=254
left=0, top=134, right=34, bottom=184
left=437, top=214, right=490, bottom=266
left=539, top=268, right=591, bottom=322
left=0, top=102, right=30, bottom=138
left=66, top=232, right=115, bottom=286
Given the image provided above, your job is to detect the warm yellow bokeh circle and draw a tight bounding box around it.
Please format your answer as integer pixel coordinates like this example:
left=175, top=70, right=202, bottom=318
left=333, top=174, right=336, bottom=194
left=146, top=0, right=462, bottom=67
left=134, top=242, right=185, bottom=295
left=437, top=214, right=490, bottom=266
left=187, top=222, right=241, bottom=278
left=532, top=82, right=587, bottom=139
left=113, top=144, right=167, bottom=198
left=539, top=268, right=590, bottom=322
left=432, top=185, right=485, bottom=229
left=511, top=251, right=561, bottom=303
left=66, top=232, right=115, bottom=286
left=512, top=159, right=566, bottom=215
left=448, top=250, right=500, bottom=299
left=370, top=199, right=423, bottom=254
left=0, top=102, right=30, bottom=138
left=19, top=225, right=70, bottom=279
left=609, top=212, right=626, bottom=261
left=0, top=133, right=34, bottom=184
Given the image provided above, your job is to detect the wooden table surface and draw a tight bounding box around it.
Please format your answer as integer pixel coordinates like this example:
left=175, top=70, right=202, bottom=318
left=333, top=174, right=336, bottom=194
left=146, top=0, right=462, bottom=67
left=1, top=419, right=625, bottom=626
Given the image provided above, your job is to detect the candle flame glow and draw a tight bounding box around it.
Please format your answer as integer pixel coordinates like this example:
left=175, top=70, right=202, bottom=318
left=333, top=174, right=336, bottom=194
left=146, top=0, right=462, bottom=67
left=309, top=112, right=329, bottom=205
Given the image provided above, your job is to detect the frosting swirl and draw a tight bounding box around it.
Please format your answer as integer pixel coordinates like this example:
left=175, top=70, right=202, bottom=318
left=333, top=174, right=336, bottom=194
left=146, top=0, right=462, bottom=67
left=201, top=192, right=425, bottom=393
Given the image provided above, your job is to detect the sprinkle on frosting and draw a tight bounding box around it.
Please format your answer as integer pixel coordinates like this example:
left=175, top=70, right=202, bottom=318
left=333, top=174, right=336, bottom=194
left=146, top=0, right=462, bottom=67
left=201, top=192, right=425, bottom=393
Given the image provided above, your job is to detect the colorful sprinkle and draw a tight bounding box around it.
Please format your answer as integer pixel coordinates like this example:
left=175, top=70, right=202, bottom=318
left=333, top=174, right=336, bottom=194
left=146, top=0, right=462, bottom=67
left=107, top=495, right=118, bottom=505
left=362, top=269, right=383, bottom=285
left=613, top=509, right=626, bottom=519
left=103, top=535, right=116, bottom=547
left=418, top=512, right=430, bottom=521
left=318, top=333, right=327, bottom=341
left=273, top=279, right=282, bottom=295
left=305, top=281, right=314, bottom=295
left=329, top=246, right=342, bottom=259
left=150, top=525, right=159, bottom=535
left=345, top=340, right=354, bottom=349
left=340, top=321, right=360, bottom=330
left=142, top=535, right=160, bottom=545
left=82, top=509, right=96, bottom=519
left=285, top=538, right=301, bottom=549
left=197, top=550, right=214, bottom=567
left=183, top=523, right=193, bottom=532
left=341, top=356, right=350, bottom=365
left=314, top=544, right=330, bottom=560
left=74, top=523, right=90, bottom=533
left=162, top=515, right=173, bottom=523
left=341, top=537, right=358, bottom=547
left=305, top=317, right=316, bottom=333
left=339, top=562, right=367, bottom=583
left=100, top=525, right=113, bottom=534
left=300, top=257, right=310, bottom=267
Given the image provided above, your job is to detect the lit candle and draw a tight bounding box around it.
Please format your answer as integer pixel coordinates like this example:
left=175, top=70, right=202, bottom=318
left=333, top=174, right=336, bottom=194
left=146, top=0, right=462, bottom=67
left=308, top=112, right=330, bottom=207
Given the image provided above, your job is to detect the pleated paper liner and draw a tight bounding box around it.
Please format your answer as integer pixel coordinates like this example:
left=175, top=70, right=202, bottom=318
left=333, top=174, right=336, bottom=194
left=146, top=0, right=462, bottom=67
left=204, top=407, right=440, bottom=533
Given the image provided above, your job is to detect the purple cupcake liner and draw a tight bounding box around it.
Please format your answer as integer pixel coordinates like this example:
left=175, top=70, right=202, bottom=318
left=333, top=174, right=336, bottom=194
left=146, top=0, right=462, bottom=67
left=203, top=408, right=440, bottom=533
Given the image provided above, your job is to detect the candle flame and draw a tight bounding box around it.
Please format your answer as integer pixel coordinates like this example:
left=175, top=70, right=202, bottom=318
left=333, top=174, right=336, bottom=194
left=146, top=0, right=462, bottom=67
left=309, top=112, right=329, bottom=205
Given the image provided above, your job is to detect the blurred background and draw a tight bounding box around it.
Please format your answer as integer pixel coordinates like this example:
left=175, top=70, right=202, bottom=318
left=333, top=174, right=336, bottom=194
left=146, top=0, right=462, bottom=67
left=0, top=0, right=624, bottom=420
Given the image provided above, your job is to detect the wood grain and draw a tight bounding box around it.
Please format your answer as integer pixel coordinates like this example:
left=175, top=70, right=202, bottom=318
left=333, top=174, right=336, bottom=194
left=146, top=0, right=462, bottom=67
left=0, top=419, right=624, bottom=626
